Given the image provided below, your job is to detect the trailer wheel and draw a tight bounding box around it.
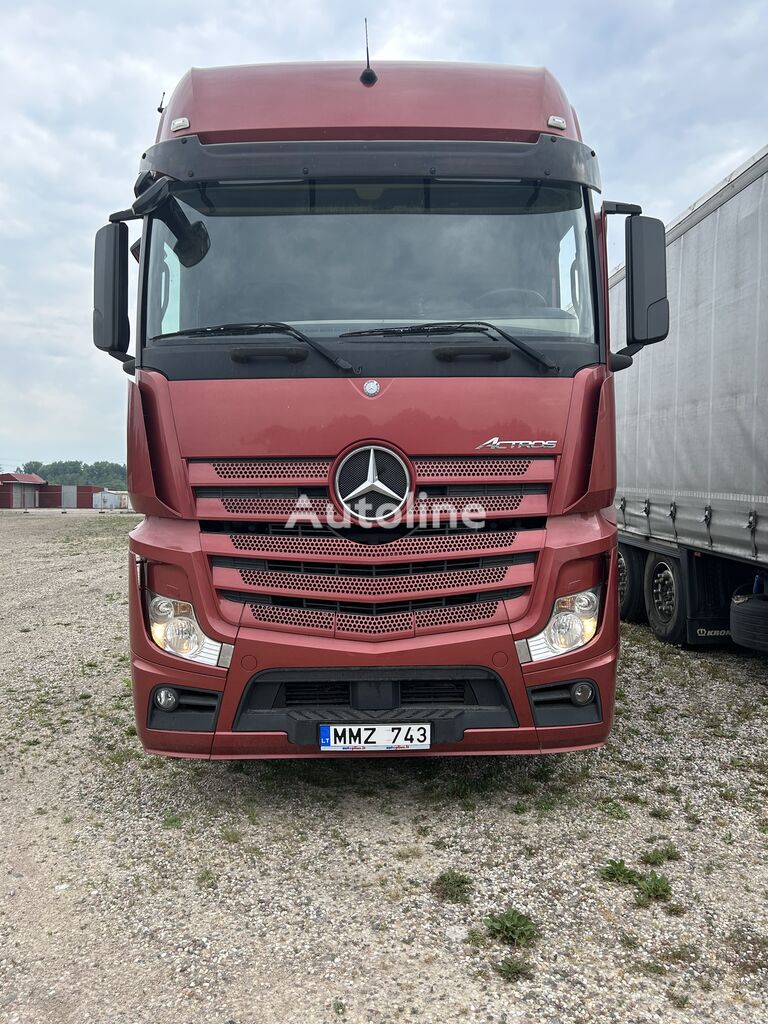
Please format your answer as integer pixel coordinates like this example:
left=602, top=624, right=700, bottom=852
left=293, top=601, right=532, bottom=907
left=730, top=587, right=768, bottom=653
left=618, top=544, right=646, bottom=623
left=644, top=554, right=686, bottom=645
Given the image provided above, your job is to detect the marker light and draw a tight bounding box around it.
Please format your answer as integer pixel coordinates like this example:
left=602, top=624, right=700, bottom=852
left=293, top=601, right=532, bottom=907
left=146, top=590, right=223, bottom=666
left=525, top=587, right=602, bottom=662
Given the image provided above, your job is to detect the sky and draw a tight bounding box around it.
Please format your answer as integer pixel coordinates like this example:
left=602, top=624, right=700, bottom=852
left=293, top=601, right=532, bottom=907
left=0, top=0, right=766, bottom=468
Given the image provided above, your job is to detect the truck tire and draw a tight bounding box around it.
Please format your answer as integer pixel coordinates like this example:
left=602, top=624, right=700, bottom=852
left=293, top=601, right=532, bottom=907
left=730, top=588, right=768, bottom=653
left=618, top=544, right=646, bottom=623
left=643, top=554, right=686, bottom=645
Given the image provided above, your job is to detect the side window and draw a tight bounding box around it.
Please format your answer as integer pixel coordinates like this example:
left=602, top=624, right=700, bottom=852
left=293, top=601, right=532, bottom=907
left=159, top=242, right=181, bottom=335
left=558, top=225, right=578, bottom=314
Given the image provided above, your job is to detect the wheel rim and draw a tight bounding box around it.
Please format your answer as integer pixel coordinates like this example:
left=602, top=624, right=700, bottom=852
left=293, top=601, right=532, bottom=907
left=651, top=561, right=676, bottom=622
left=617, top=550, right=628, bottom=604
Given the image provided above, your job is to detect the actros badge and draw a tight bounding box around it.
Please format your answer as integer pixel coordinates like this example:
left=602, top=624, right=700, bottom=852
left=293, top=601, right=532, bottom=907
left=476, top=437, right=557, bottom=450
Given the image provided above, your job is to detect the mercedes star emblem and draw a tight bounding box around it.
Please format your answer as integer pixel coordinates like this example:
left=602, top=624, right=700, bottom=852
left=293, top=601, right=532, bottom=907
left=334, top=445, right=411, bottom=522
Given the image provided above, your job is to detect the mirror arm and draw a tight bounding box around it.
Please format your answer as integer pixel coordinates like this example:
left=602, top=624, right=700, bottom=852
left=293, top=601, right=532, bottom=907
left=603, top=201, right=643, bottom=216
left=109, top=208, right=141, bottom=223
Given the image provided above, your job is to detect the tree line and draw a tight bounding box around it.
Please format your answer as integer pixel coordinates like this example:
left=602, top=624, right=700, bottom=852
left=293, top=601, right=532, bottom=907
left=16, top=461, right=127, bottom=490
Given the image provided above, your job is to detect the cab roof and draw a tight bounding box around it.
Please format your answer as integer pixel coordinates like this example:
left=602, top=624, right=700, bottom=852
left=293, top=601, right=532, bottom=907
left=157, top=62, right=582, bottom=146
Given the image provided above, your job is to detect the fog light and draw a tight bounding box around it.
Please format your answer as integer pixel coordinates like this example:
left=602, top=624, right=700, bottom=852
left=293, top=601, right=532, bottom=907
left=154, top=686, right=179, bottom=711
left=570, top=681, right=595, bottom=706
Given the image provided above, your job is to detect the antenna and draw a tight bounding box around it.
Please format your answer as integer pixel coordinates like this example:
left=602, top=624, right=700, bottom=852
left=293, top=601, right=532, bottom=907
left=157, top=91, right=166, bottom=114
left=360, top=18, right=378, bottom=86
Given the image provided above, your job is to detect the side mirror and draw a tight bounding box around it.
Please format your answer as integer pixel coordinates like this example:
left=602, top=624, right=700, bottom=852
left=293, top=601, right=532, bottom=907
left=625, top=215, right=669, bottom=346
left=93, top=223, right=131, bottom=359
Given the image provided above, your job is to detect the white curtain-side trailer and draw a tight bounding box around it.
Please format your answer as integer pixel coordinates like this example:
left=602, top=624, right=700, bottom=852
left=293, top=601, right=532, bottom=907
left=611, top=145, right=768, bottom=650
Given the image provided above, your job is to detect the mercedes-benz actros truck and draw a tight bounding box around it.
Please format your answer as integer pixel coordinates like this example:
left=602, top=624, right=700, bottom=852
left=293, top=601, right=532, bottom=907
left=93, top=61, right=668, bottom=758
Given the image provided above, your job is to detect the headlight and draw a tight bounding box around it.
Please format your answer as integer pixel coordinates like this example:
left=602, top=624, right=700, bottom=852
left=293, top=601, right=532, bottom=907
left=522, top=586, right=602, bottom=662
left=146, top=590, right=225, bottom=666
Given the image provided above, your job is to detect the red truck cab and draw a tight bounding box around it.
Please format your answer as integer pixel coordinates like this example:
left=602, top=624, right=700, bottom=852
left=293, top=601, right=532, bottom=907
left=93, top=62, right=668, bottom=758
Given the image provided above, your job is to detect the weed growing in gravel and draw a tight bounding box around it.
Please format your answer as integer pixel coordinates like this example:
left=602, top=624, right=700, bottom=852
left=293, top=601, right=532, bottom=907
left=634, top=959, right=667, bottom=976
left=465, top=927, right=487, bottom=948
left=668, top=991, right=690, bottom=1009
left=484, top=907, right=540, bottom=947
left=395, top=846, right=422, bottom=861
left=664, top=902, right=686, bottom=917
left=196, top=867, right=217, bottom=889
left=664, top=942, right=699, bottom=964
left=641, top=842, right=680, bottom=866
left=601, top=798, right=630, bottom=820
left=649, top=806, right=672, bottom=820
left=332, top=998, right=346, bottom=1015
left=222, top=827, right=242, bottom=844
left=620, top=932, right=640, bottom=950
left=430, top=869, right=473, bottom=904
left=635, top=870, right=672, bottom=906
left=599, top=859, right=642, bottom=885
left=599, top=860, right=673, bottom=908
left=494, top=955, right=533, bottom=982
left=162, top=814, right=183, bottom=829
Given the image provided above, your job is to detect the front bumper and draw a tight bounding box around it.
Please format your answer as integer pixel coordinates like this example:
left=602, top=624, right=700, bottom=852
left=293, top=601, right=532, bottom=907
left=128, top=515, right=618, bottom=759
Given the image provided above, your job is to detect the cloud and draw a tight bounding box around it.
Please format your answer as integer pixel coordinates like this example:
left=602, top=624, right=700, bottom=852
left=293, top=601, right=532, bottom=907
left=0, top=0, right=766, bottom=465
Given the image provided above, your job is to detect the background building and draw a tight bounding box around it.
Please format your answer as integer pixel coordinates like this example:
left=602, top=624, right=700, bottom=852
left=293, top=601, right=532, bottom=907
left=0, top=472, right=46, bottom=509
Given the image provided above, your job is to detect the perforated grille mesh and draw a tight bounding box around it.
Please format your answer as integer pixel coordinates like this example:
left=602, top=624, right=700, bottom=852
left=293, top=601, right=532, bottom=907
left=414, top=457, right=533, bottom=477
left=238, top=565, right=508, bottom=596
left=414, top=495, right=523, bottom=515
left=247, top=599, right=501, bottom=636
left=221, top=497, right=328, bottom=516
left=212, top=460, right=331, bottom=481
left=336, top=612, right=413, bottom=635
left=249, top=605, right=335, bottom=631
left=229, top=529, right=520, bottom=556
left=415, top=601, right=500, bottom=628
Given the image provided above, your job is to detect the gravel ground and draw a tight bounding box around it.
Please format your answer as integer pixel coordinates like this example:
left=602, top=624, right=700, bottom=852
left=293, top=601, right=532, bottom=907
left=1, top=510, right=767, bottom=1024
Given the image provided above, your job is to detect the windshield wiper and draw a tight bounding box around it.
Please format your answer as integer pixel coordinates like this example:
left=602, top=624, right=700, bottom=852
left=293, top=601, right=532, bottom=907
left=340, top=321, right=557, bottom=372
left=151, top=322, right=355, bottom=373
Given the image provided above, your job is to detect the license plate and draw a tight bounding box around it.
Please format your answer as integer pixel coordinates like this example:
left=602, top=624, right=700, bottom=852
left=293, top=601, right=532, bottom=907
left=319, top=723, right=431, bottom=751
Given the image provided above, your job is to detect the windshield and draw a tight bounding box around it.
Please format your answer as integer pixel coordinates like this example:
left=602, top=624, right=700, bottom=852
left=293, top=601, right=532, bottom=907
left=146, top=181, right=596, bottom=344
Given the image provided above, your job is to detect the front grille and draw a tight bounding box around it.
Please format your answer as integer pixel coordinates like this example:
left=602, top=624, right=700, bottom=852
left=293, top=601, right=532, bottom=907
left=284, top=681, right=350, bottom=706
left=400, top=679, right=468, bottom=704
left=193, top=452, right=553, bottom=638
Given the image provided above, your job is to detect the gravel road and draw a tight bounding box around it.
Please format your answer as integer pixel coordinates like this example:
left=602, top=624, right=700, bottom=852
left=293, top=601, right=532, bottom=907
left=1, top=511, right=766, bottom=1024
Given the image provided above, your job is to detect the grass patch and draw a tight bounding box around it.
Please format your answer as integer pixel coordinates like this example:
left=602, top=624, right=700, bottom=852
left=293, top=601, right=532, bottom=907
left=668, top=992, right=690, bottom=1009
left=196, top=867, right=217, bottom=889
left=484, top=907, right=540, bottom=948
left=601, top=799, right=630, bottom=821
left=664, top=902, right=686, bottom=917
left=494, top=955, right=533, bottom=982
left=640, top=842, right=680, bottom=866
left=465, top=927, right=487, bottom=948
left=430, top=869, right=473, bottom=904
left=635, top=870, right=672, bottom=906
left=598, top=859, right=642, bottom=885
left=395, top=845, right=422, bottom=861
left=162, top=814, right=183, bottom=829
